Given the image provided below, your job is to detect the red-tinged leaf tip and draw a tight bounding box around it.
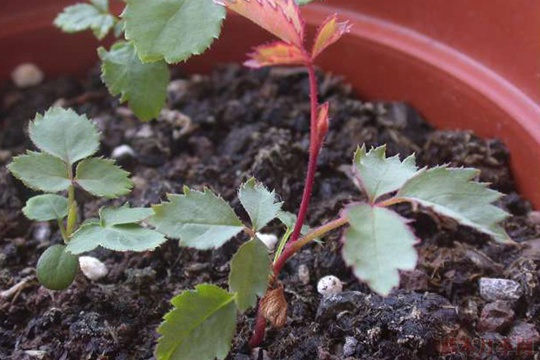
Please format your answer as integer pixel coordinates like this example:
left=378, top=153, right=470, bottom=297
left=215, top=0, right=304, bottom=47
left=311, top=14, right=351, bottom=60
left=316, top=102, right=330, bottom=143
left=244, top=41, right=309, bottom=68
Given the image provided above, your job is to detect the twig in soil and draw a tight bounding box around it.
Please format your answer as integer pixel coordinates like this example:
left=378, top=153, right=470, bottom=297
left=0, top=275, right=35, bottom=300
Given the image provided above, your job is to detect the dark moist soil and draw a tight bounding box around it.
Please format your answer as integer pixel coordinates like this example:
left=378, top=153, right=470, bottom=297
left=1, top=64, right=540, bottom=360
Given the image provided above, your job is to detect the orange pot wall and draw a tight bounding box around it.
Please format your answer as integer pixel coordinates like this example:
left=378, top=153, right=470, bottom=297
left=1, top=0, right=539, bottom=208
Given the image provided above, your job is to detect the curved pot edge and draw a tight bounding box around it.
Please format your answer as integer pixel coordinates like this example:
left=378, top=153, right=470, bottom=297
left=307, top=4, right=540, bottom=208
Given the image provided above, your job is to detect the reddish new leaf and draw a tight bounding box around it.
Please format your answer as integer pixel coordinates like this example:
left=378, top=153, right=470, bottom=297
left=244, top=41, right=309, bottom=68
left=215, top=0, right=304, bottom=47
left=311, top=14, right=351, bottom=60
left=315, top=102, right=329, bottom=144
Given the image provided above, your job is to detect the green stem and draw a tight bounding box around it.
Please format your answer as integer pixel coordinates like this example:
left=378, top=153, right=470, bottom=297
left=57, top=218, right=68, bottom=242
left=65, top=165, right=77, bottom=239
left=376, top=197, right=406, bottom=208
left=272, top=215, right=348, bottom=275
left=273, top=228, right=292, bottom=264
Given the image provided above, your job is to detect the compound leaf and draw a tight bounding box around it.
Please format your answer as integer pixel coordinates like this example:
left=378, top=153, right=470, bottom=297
left=156, top=284, right=236, bottom=360
left=149, top=188, right=244, bottom=249
left=29, top=107, right=100, bottom=165
left=311, top=13, right=351, bottom=59
left=229, top=237, right=272, bottom=312
left=353, top=145, right=418, bottom=203
left=54, top=1, right=116, bottom=41
left=7, top=151, right=71, bottom=192
left=244, top=41, right=309, bottom=68
left=124, top=0, right=226, bottom=63
left=342, top=203, right=418, bottom=296
left=215, top=0, right=304, bottom=48
left=75, top=157, right=132, bottom=198
left=23, top=194, right=69, bottom=221
left=99, top=41, right=169, bottom=121
left=238, top=178, right=282, bottom=231
left=67, top=206, right=166, bottom=254
left=397, top=166, right=511, bottom=243
left=36, top=244, right=79, bottom=290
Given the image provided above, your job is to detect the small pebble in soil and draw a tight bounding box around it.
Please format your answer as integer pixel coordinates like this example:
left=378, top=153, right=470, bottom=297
left=298, top=264, right=310, bottom=285
left=477, top=300, right=515, bottom=333
left=478, top=277, right=523, bottom=301
left=317, top=275, right=343, bottom=297
left=23, top=350, right=46, bottom=359
left=478, top=277, right=524, bottom=302
left=32, top=222, right=51, bottom=242
left=342, top=336, right=358, bottom=357
left=256, top=232, right=278, bottom=250
left=79, top=256, right=108, bottom=281
left=11, top=63, right=44, bottom=88
left=111, top=144, right=137, bottom=160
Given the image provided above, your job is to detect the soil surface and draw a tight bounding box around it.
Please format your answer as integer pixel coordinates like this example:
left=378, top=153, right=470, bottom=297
left=1, top=64, right=540, bottom=360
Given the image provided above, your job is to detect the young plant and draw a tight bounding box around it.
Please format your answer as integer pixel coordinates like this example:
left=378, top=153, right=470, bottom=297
left=7, top=107, right=166, bottom=290
left=53, top=0, right=511, bottom=358
left=146, top=1, right=511, bottom=359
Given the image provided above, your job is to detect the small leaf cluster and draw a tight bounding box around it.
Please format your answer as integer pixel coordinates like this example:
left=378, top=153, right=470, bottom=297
left=152, top=178, right=284, bottom=359
left=7, top=107, right=165, bottom=290
left=343, top=145, right=510, bottom=295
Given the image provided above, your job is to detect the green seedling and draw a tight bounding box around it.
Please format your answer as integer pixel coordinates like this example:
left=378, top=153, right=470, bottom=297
left=7, top=107, right=166, bottom=290
left=49, top=0, right=511, bottom=358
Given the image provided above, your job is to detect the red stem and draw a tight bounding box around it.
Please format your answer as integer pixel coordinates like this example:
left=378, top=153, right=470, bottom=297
left=288, top=63, right=319, bottom=245
left=250, top=62, right=323, bottom=348
left=248, top=308, right=267, bottom=348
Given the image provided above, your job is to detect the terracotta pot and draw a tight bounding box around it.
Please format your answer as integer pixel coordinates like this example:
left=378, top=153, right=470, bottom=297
left=1, top=0, right=539, bottom=207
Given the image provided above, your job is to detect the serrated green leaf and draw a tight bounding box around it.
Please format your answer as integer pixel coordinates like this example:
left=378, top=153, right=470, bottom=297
left=123, top=0, right=226, bottom=63
left=342, top=203, right=418, bottom=296
left=23, top=194, right=69, bottom=221
left=156, top=284, right=236, bottom=360
left=36, top=244, right=79, bottom=290
left=149, top=188, right=244, bottom=249
left=353, top=145, right=418, bottom=203
left=99, top=41, right=169, bottom=121
left=239, top=178, right=282, bottom=231
left=67, top=223, right=166, bottom=254
left=296, top=0, right=316, bottom=4
left=229, top=237, right=271, bottom=312
left=7, top=152, right=71, bottom=192
left=54, top=1, right=115, bottom=40
left=396, top=166, right=511, bottom=243
left=100, top=205, right=154, bottom=226
left=29, top=107, right=100, bottom=165
left=75, top=157, right=132, bottom=198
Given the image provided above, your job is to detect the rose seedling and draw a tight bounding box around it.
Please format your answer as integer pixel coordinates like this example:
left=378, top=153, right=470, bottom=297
left=7, top=107, right=166, bottom=290
left=53, top=0, right=511, bottom=358
left=144, top=1, right=512, bottom=359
